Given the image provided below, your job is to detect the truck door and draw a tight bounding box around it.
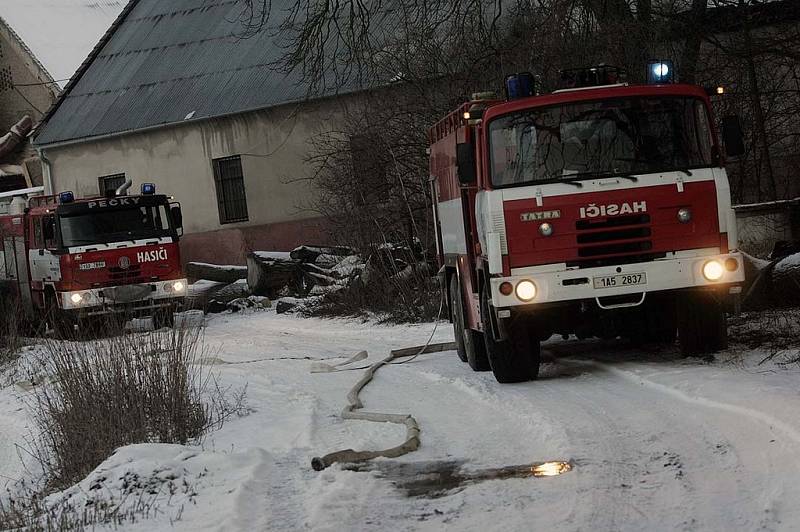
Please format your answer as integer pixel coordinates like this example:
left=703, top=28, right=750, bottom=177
left=28, top=215, right=62, bottom=285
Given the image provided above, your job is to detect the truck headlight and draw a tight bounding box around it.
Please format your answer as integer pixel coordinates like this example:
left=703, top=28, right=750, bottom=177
left=172, top=281, right=185, bottom=293
left=70, top=293, right=83, bottom=305
left=702, top=260, right=724, bottom=281
left=515, top=280, right=537, bottom=301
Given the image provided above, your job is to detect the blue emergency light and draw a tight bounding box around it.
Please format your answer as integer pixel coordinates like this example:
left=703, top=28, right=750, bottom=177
left=647, top=60, right=674, bottom=84
left=505, top=72, right=536, bottom=100
left=59, top=191, right=75, bottom=203
left=141, top=183, right=156, bottom=195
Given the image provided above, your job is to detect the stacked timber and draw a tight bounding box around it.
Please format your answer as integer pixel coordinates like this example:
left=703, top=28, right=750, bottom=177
left=188, top=245, right=365, bottom=313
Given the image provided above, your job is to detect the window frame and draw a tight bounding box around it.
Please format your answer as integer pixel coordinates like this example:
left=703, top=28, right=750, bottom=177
left=98, top=173, right=127, bottom=195
left=211, top=155, right=249, bottom=225
left=486, top=95, right=717, bottom=189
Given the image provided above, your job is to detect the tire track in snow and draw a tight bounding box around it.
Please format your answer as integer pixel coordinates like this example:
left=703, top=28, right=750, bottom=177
left=563, top=358, right=800, bottom=446
left=401, top=352, right=779, bottom=530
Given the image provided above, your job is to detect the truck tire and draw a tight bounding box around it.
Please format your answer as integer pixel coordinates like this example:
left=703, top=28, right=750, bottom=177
left=480, top=285, right=540, bottom=383
left=448, top=278, right=468, bottom=362
left=678, top=291, right=728, bottom=356
left=450, top=277, right=490, bottom=371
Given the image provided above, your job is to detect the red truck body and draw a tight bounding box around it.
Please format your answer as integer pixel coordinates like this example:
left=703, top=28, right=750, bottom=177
left=430, top=76, right=745, bottom=383
left=0, top=190, right=187, bottom=331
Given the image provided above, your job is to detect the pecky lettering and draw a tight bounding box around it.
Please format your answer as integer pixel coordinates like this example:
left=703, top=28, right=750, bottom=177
left=87, top=197, right=141, bottom=209
left=579, top=201, right=647, bottom=219
left=137, top=249, right=168, bottom=263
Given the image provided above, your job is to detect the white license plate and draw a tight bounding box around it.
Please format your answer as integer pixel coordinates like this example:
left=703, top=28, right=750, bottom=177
left=593, top=272, right=647, bottom=289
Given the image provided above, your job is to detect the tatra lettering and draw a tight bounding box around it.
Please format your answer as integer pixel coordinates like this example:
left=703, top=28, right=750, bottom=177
left=520, top=210, right=561, bottom=222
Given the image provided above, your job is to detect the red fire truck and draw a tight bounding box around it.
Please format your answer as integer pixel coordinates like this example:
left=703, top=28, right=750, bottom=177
left=430, top=64, right=746, bottom=383
left=0, top=181, right=187, bottom=336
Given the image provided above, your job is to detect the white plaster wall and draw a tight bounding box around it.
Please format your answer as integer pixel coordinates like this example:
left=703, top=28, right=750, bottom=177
left=42, top=97, right=352, bottom=235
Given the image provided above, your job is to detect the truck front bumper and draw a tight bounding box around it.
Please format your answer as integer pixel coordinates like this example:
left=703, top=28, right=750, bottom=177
left=490, top=250, right=744, bottom=308
left=59, top=279, right=188, bottom=315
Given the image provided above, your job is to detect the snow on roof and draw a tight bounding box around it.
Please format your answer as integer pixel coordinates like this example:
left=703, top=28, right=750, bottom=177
left=0, top=0, right=125, bottom=87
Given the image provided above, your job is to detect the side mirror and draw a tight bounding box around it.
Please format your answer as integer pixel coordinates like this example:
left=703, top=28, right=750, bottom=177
left=170, top=204, right=183, bottom=236
left=456, top=142, right=477, bottom=185
left=721, top=115, right=745, bottom=158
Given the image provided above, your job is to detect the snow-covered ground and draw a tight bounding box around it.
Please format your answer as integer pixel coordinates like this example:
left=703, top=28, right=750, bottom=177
left=2, top=310, right=800, bottom=530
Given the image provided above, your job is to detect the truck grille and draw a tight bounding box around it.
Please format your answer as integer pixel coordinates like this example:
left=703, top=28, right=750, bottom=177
left=571, top=214, right=659, bottom=267
left=106, top=264, right=146, bottom=286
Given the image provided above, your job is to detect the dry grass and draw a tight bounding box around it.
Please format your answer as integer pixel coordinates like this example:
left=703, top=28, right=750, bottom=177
left=1, top=323, right=246, bottom=529
left=0, top=482, right=177, bottom=532
left=0, top=296, right=25, bottom=367
left=728, top=307, right=800, bottom=364
left=27, top=325, right=246, bottom=491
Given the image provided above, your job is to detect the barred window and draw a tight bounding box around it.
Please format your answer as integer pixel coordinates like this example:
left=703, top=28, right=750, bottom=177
left=98, top=173, right=126, bottom=194
left=212, top=156, right=249, bottom=224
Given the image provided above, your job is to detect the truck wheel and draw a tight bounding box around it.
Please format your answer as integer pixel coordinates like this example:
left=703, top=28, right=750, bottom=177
left=480, top=285, right=540, bottom=383
left=451, top=277, right=490, bottom=371
left=678, top=292, right=728, bottom=356
left=449, top=278, right=468, bottom=362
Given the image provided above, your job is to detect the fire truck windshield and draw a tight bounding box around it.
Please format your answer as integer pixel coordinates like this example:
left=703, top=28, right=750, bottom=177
left=488, top=96, right=714, bottom=187
left=59, top=204, right=173, bottom=247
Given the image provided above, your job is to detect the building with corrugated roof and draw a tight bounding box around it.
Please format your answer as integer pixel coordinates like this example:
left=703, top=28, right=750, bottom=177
left=33, top=0, right=369, bottom=265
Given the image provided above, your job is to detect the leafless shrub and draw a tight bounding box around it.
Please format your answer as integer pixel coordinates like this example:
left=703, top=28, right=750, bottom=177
left=299, top=96, right=442, bottom=321
left=27, top=325, right=246, bottom=492
left=728, top=307, right=800, bottom=364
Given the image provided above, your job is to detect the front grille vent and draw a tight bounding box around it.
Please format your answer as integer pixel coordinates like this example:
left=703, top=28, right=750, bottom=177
left=573, top=213, right=655, bottom=267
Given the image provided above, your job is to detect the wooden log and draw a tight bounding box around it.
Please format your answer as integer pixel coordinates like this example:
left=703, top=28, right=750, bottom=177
left=246, top=253, right=303, bottom=296
left=186, top=262, right=247, bottom=283
left=290, top=245, right=355, bottom=263
left=769, top=253, right=800, bottom=304
left=210, top=281, right=251, bottom=304
left=186, top=280, right=226, bottom=310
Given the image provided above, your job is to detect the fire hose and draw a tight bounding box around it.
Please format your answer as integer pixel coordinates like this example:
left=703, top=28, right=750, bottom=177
left=310, top=341, right=455, bottom=471
left=310, top=300, right=456, bottom=471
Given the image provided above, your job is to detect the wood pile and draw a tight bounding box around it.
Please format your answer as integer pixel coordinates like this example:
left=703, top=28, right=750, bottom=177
left=187, top=245, right=364, bottom=314
left=743, top=251, right=800, bottom=309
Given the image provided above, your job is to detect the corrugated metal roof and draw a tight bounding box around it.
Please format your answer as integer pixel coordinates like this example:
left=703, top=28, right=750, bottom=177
left=34, top=0, right=340, bottom=146
left=0, top=0, right=124, bottom=85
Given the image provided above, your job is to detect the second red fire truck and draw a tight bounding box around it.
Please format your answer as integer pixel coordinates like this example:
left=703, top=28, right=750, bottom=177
left=0, top=181, right=187, bottom=336
left=431, top=63, right=746, bottom=383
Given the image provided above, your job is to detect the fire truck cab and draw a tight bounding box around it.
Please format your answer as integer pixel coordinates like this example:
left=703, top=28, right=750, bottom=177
left=0, top=183, right=187, bottom=335
left=430, top=64, right=746, bottom=383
